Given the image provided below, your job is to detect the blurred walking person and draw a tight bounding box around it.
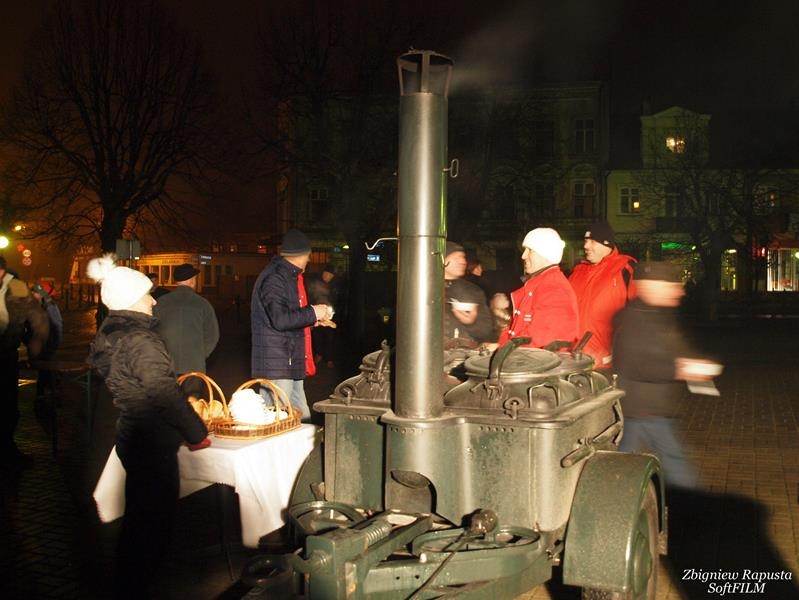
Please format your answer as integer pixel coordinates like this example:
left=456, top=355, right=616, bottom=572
left=614, top=261, right=720, bottom=489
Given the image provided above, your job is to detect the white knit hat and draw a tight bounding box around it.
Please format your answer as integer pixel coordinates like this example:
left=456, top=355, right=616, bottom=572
left=86, top=254, right=153, bottom=311
left=522, top=228, right=566, bottom=265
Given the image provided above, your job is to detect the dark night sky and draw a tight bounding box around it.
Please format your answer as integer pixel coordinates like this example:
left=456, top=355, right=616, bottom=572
left=3, top=1, right=799, bottom=119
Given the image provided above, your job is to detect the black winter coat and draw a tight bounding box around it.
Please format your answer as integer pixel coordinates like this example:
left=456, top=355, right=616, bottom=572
left=251, top=257, right=316, bottom=380
left=444, top=278, right=494, bottom=345
left=88, top=310, right=207, bottom=450
left=613, top=299, right=693, bottom=418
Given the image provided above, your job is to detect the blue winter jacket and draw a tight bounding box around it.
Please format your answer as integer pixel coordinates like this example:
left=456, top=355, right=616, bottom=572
left=251, top=257, right=317, bottom=380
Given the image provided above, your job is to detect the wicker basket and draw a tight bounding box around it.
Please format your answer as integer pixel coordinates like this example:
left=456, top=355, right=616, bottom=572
left=213, top=378, right=301, bottom=439
left=177, top=371, right=229, bottom=433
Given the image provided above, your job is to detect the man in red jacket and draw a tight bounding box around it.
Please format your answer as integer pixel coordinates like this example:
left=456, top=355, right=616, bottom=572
left=569, top=221, right=636, bottom=370
left=497, top=228, right=579, bottom=349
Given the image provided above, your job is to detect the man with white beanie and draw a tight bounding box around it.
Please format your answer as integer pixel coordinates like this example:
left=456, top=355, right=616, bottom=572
left=496, top=228, right=579, bottom=349
left=86, top=255, right=209, bottom=598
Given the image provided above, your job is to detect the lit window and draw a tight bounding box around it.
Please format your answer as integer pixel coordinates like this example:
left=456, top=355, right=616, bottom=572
left=665, top=136, right=686, bottom=153
left=620, top=188, right=641, bottom=214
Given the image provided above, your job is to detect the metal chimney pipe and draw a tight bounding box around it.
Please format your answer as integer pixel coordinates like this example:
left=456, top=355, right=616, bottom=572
left=394, top=50, right=453, bottom=419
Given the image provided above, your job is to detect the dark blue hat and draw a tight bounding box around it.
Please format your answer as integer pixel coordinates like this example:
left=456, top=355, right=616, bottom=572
left=280, top=229, right=311, bottom=256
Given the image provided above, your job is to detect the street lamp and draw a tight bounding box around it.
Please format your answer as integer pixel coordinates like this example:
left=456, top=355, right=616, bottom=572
left=0, top=236, right=9, bottom=249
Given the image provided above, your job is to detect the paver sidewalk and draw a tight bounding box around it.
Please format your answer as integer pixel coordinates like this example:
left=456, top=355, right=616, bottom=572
left=2, top=312, right=798, bottom=599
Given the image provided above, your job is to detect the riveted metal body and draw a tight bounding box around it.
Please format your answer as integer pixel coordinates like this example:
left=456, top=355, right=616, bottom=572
left=245, top=51, right=666, bottom=600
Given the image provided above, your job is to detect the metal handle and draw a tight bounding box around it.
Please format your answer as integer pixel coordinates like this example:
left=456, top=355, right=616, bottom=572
left=527, top=381, right=561, bottom=407
left=572, top=331, right=593, bottom=355
left=444, top=158, right=459, bottom=178
left=364, top=237, right=398, bottom=251
left=488, top=337, right=531, bottom=381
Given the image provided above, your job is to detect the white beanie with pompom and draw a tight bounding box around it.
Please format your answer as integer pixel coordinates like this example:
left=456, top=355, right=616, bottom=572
left=522, top=228, right=566, bottom=265
left=86, top=254, right=153, bottom=311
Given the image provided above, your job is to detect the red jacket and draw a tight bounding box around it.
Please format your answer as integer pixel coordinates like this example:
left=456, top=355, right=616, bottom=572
left=498, top=266, right=579, bottom=349
left=568, top=249, right=636, bottom=368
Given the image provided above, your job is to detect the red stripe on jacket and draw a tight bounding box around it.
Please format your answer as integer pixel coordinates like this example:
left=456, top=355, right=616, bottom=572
left=297, top=273, right=316, bottom=377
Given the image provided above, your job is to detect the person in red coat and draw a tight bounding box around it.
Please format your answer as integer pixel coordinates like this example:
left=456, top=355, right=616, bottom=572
left=568, top=221, right=636, bottom=370
left=496, top=228, right=579, bottom=349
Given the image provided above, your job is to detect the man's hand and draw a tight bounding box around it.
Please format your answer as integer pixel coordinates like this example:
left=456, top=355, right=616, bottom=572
left=675, top=358, right=722, bottom=381
left=452, top=307, right=478, bottom=325
left=490, top=293, right=510, bottom=311
left=187, top=438, right=212, bottom=451
left=312, top=304, right=333, bottom=321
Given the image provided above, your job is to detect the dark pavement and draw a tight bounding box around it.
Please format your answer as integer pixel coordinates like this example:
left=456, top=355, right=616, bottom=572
left=1, top=306, right=798, bottom=599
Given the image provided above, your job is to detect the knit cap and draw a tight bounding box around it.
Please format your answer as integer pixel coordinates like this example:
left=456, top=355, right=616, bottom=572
left=521, top=228, right=566, bottom=265
left=86, top=255, right=153, bottom=310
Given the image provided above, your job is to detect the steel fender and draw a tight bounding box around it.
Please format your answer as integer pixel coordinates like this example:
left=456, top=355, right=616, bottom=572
left=289, top=441, right=324, bottom=506
left=562, top=450, right=664, bottom=591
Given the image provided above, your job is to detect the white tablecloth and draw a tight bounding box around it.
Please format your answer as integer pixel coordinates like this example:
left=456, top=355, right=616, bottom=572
left=178, top=424, right=318, bottom=547
left=93, top=424, right=319, bottom=548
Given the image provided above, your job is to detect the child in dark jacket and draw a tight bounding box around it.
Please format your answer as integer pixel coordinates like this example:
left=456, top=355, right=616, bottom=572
left=87, top=255, right=208, bottom=599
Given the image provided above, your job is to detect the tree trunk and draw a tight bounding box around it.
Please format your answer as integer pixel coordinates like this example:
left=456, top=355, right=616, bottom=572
left=701, top=247, right=723, bottom=321
left=96, top=208, right=127, bottom=329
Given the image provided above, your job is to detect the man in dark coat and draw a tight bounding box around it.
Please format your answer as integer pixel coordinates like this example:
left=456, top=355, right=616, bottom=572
left=251, top=230, right=332, bottom=421
left=86, top=255, right=209, bottom=598
left=0, top=256, right=49, bottom=466
left=444, top=242, right=493, bottom=347
left=306, top=263, right=338, bottom=367
left=614, top=261, right=719, bottom=489
left=154, top=263, right=219, bottom=395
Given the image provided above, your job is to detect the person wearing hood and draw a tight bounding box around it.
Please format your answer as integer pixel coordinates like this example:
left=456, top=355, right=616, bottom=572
left=569, top=221, right=636, bottom=370
left=86, top=255, right=209, bottom=599
left=496, top=228, right=579, bottom=349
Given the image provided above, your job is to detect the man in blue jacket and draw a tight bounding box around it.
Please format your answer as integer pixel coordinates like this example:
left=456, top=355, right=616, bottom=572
left=251, top=229, right=332, bottom=421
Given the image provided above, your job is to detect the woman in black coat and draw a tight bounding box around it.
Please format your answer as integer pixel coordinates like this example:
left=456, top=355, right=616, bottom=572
left=87, top=255, right=208, bottom=598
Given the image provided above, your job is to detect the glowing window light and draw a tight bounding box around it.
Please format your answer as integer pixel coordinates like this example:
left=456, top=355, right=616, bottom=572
left=665, top=136, right=686, bottom=153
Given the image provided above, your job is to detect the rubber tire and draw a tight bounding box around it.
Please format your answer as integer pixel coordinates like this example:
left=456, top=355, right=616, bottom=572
left=581, top=481, right=659, bottom=600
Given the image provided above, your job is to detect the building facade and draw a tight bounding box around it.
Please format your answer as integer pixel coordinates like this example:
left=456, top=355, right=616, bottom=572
left=608, top=106, right=799, bottom=292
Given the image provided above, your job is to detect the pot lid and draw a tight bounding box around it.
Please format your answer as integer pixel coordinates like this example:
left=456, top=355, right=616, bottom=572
left=465, top=347, right=561, bottom=379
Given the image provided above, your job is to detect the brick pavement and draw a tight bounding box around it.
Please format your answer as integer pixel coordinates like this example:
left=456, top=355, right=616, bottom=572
left=2, top=310, right=798, bottom=599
